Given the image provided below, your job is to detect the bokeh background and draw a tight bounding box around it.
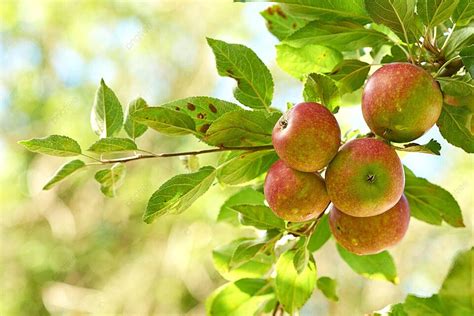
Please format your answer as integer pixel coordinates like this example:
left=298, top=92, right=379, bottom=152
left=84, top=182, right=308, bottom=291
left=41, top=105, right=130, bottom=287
left=0, top=1, right=472, bottom=315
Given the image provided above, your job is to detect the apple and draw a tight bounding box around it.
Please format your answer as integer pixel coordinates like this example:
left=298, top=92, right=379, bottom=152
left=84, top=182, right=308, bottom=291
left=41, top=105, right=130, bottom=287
left=264, top=160, right=330, bottom=222
left=329, top=195, right=410, bottom=255
left=325, top=138, right=404, bottom=217
left=362, top=63, right=442, bottom=142
left=272, top=102, right=341, bottom=172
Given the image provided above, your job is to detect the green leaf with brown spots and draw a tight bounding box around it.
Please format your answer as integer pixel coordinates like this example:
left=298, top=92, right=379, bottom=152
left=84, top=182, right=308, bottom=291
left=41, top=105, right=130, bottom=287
left=404, top=166, right=465, bottom=227
left=260, top=5, right=308, bottom=40
left=131, top=107, right=198, bottom=136
left=207, top=38, right=274, bottom=111
left=160, top=96, right=240, bottom=134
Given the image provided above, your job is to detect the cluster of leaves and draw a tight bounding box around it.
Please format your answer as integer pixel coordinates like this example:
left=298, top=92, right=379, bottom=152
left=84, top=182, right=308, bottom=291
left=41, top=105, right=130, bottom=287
left=18, top=0, right=473, bottom=314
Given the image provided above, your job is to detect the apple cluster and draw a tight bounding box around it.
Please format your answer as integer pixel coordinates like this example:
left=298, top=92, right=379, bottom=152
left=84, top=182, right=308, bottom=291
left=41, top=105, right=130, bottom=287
left=264, top=63, right=443, bottom=255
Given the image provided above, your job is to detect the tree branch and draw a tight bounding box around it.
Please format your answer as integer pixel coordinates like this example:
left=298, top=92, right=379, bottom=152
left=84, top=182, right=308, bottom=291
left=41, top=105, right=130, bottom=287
left=87, top=145, right=274, bottom=165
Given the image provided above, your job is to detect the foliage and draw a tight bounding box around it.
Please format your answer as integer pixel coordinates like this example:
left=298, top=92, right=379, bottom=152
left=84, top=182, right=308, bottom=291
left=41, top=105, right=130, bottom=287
left=15, top=0, right=473, bottom=315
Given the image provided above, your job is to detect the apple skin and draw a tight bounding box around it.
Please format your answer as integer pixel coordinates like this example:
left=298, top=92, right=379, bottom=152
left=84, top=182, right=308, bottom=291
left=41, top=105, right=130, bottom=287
left=325, top=138, right=404, bottom=217
left=272, top=102, right=341, bottom=172
left=362, top=63, right=442, bottom=142
left=264, top=160, right=330, bottom=222
left=329, top=194, right=410, bottom=255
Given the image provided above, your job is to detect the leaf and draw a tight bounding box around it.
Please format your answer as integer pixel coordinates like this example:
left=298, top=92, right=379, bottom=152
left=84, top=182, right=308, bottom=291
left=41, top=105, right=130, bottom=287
left=275, top=250, right=317, bottom=314
left=437, top=76, right=474, bottom=97
left=204, top=110, right=280, bottom=147
left=437, top=104, right=474, bottom=153
left=284, top=20, right=389, bottom=51
left=160, top=96, right=240, bottom=134
left=303, top=73, right=340, bottom=111
left=131, top=107, right=197, bottom=136
left=397, top=295, right=446, bottom=316
left=230, top=240, right=267, bottom=269
left=293, top=238, right=310, bottom=274
left=328, top=59, right=371, bottom=94
left=364, top=0, right=417, bottom=42
left=207, top=38, right=274, bottom=110
left=396, top=139, right=442, bottom=155
left=417, top=0, right=460, bottom=28
left=90, top=79, right=123, bottom=138
left=206, top=278, right=274, bottom=316
left=337, top=244, right=398, bottom=284
left=443, top=25, right=474, bottom=58
left=19, top=135, right=82, bottom=157
left=460, top=45, right=474, bottom=77
left=307, top=214, right=331, bottom=252
left=404, top=166, right=465, bottom=227
left=239, top=0, right=371, bottom=23
left=94, top=163, right=126, bottom=198
left=87, top=137, right=137, bottom=153
left=124, top=97, right=148, bottom=139
left=317, top=277, right=339, bottom=302
left=230, top=204, right=285, bottom=230
left=143, top=166, right=216, bottom=223
left=381, top=45, right=408, bottom=63
left=212, top=239, right=273, bottom=281
left=43, top=160, right=86, bottom=190
left=217, top=188, right=265, bottom=225
left=276, top=44, right=343, bottom=79
left=260, top=5, right=308, bottom=40
left=217, top=149, right=278, bottom=185
left=438, top=247, right=474, bottom=314
left=453, top=0, right=474, bottom=25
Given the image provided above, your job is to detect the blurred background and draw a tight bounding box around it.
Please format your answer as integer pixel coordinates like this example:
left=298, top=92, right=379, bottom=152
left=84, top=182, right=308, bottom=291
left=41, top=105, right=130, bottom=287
left=0, top=1, right=472, bottom=315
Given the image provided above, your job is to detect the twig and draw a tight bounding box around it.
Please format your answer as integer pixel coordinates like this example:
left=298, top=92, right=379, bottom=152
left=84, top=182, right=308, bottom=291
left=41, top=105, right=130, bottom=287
left=86, top=145, right=274, bottom=165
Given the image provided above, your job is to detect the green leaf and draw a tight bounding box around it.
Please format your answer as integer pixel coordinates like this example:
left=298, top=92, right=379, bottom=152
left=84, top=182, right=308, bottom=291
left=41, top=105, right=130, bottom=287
left=19, top=135, right=82, bottom=157
left=143, top=166, right=216, bottom=223
left=230, top=205, right=285, bottom=230
left=437, top=76, right=474, bottom=97
left=418, top=0, right=460, bottom=28
left=217, top=188, right=265, bottom=225
left=460, top=45, right=474, bottom=77
left=230, top=240, right=267, bottom=269
left=396, top=139, right=442, bottom=155
left=404, top=166, right=465, bottom=227
left=443, top=25, right=474, bottom=58
left=398, top=295, right=446, bottom=316
left=337, top=244, right=398, bottom=284
left=303, top=73, right=340, bottom=111
left=437, top=104, right=474, bottom=153
left=204, top=110, right=280, bottom=147
left=94, top=163, right=126, bottom=198
left=438, top=247, right=474, bottom=314
left=206, top=278, right=274, bottom=316
left=453, top=0, right=474, bottom=25
left=207, top=38, right=274, bottom=110
left=240, top=0, right=371, bottom=23
left=212, top=239, right=273, bottom=281
left=275, top=250, right=317, bottom=314
left=131, top=107, right=197, bottom=136
left=43, top=159, right=86, bottom=190
left=124, top=97, right=148, bottom=139
left=260, top=5, right=308, bottom=40
left=217, top=149, right=278, bottom=185
left=317, top=277, right=339, bottom=302
left=365, top=0, right=417, bottom=42
left=276, top=44, right=343, bottom=79
left=87, top=137, right=137, bottom=153
left=307, top=214, right=331, bottom=252
left=284, top=21, right=388, bottom=51
left=293, top=238, right=310, bottom=274
left=160, top=96, right=240, bottom=134
left=328, top=59, right=371, bottom=94
left=381, top=45, right=408, bottom=63
left=90, top=79, right=123, bottom=138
